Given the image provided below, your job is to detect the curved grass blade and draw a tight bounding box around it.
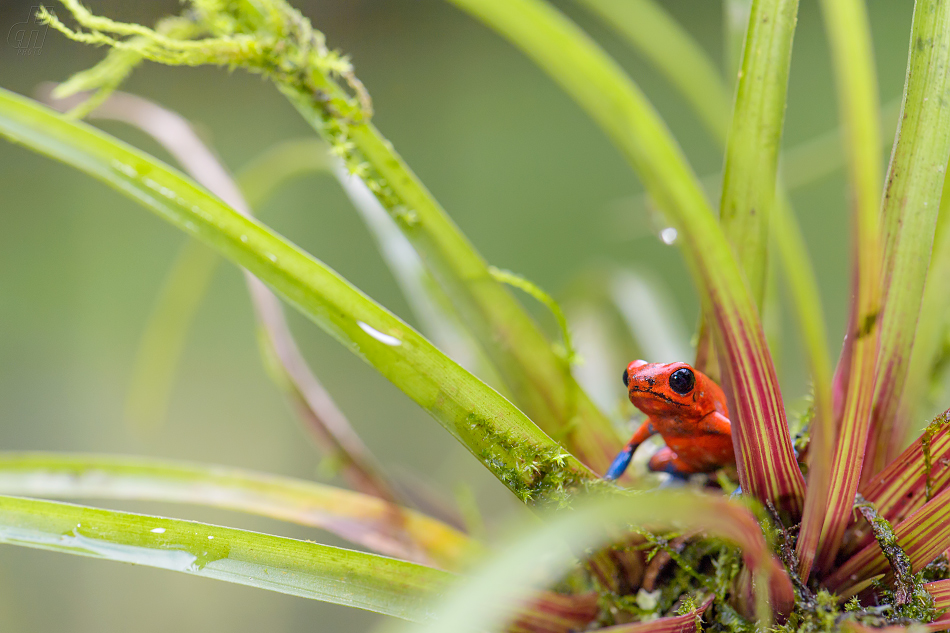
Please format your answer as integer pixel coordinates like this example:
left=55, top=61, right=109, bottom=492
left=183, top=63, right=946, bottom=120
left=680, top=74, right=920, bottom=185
left=0, top=495, right=452, bottom=620
left=124, top=237, right=218, bottom=433
left=47, top=89, right=399, bottom=502
left=797, top=0, right=883, bottom=579
left=826, top=487, right=950, bottom=593
left=718, top=0, right=800, bottom=307
left=924, top=580, right=950, bottom=632
left=0, top=452, right=478, bottom=571
left=0, top=88, right=595, bottom=504
left=724, top=0, right=753, bottom=87
left=572, top=0, right=730, bottom=144
left=397, top=490, right=791, bottom=633
left=43, top=0, right=621, bottom=479
left=865, top=0, right=950, bottom=476
left=445, top=0, right=805, bottom=513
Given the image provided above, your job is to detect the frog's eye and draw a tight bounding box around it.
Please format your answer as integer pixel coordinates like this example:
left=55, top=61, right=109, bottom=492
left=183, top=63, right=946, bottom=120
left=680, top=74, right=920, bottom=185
left=669, top=368, right=695, bottom=395
left=622, top=368, right=630, bottom=387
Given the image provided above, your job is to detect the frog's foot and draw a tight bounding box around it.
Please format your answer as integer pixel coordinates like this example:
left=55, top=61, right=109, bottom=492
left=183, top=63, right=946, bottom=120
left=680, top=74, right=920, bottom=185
left=647, top=447, right=694, bottom=481
left=603, top=444, right=635, bottom=481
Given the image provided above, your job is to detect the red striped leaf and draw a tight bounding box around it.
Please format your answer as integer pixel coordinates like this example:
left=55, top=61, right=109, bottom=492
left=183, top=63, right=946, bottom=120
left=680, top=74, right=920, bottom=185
left=861, top=411, right=950, bottom=525
left=597, top=595, right=714, bottom=633
left=826, top=488, right=950, bottom=592
left=508, top=591, right=600, bottom=633
left=796, top=0, right=882, bottom=579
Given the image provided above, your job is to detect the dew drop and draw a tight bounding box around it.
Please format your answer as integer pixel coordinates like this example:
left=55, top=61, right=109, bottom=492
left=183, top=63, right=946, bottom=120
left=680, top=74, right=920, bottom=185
left=357, top=321, right=402, bottom=346
left=660, top=227, right=678, bottom=244
left=151, top=527, right=166, bottom=534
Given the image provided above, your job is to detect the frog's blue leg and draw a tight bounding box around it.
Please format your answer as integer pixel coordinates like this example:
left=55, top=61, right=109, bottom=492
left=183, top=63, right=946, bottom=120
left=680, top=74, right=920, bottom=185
left=604, top=445, right=635, bottom=481
left=604, top=421, right=656, bottom=481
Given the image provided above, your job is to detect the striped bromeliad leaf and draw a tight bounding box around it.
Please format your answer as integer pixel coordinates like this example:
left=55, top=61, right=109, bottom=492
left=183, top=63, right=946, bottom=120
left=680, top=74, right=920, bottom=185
left=795, top=0, right=882, bottom=581
left=825, top=487, right=950, bottom=593
left=860, top=411, right=950, bottom=527
left=862, top=0, right=950, bottom=478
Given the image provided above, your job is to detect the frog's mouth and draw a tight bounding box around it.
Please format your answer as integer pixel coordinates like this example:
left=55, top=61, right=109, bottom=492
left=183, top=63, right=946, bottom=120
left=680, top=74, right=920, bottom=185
left=628, top=386, right=688, bottom=408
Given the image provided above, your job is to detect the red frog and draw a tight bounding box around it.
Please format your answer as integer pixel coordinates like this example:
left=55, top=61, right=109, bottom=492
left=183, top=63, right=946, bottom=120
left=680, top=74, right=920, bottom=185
left=604, top=360, right=735, bottom=481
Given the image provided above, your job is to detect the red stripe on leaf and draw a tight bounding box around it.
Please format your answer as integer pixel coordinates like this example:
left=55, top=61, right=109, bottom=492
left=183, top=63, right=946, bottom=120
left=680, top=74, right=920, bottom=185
left=827, top=488, right=950, bottom=592
left=861, top=411, right=950, bottom=525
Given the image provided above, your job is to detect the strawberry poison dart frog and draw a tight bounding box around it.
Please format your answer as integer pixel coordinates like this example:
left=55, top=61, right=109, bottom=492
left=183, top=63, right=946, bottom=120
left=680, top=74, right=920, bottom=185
left=604, top=360, right=735, bottom=480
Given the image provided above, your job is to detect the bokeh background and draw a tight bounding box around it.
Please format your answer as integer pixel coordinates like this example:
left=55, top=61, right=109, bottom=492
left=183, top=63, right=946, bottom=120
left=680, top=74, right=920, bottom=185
left=0, top=0, right=919, bottom=631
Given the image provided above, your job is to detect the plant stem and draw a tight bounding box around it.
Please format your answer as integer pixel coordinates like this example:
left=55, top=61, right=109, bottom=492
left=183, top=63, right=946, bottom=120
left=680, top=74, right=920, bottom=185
left=802, top=0, right=883, bottom=576
left=719, top=0, right=800, bottom=308
left=865, top=0, right=950, bottom=475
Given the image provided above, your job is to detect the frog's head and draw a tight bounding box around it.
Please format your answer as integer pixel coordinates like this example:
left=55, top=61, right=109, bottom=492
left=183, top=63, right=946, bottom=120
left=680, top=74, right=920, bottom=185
left=622, top=360, right=703, bottom=416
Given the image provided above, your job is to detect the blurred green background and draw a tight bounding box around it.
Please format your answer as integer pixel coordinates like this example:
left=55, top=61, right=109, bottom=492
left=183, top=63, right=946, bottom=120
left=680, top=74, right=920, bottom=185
left=0, top=0, right=917, bottom=631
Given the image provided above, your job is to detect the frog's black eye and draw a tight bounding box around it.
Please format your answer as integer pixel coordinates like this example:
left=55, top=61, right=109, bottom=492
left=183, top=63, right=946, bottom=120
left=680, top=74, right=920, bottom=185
left=669, top=368, right=695, bottom=395
left=622, top=368, right=630, bottom=387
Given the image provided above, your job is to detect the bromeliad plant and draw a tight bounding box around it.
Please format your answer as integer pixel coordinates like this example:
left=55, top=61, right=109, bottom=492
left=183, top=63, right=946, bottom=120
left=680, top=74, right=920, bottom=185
left=2, top=0, right=950, bottom=630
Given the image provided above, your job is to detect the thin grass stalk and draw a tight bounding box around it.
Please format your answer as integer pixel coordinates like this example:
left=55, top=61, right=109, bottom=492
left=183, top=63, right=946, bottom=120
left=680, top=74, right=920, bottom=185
left=718, top=0, right=800, bottom=308
left=724, top=0, right=754, bottom=88
left=800, top=0, right=883, bottom=577
left=865, top=0, right=950, bottom=476
left=898, top=176, right=950, bottom=437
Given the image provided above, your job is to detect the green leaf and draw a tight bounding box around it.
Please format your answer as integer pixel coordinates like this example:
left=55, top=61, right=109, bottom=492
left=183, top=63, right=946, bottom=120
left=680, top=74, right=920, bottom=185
left=897, top=179, right=950, bottom=439
left=864, top=0, right=950, bottom=477
left=797, top=0, right=883, bottom=579
left=445, top=0, right=805, bottom=513
left=0, top=87, right=595, bottom=504
left=0, top=452, right=479, bottom=571
left=719, top=0, right=799, bottom=307
left=0, top=495, right=452, bottom=619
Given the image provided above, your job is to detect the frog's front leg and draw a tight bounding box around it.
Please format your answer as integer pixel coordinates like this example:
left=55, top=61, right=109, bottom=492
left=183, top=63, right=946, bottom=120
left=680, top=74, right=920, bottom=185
left=604, top=420, right=657, bottom=480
